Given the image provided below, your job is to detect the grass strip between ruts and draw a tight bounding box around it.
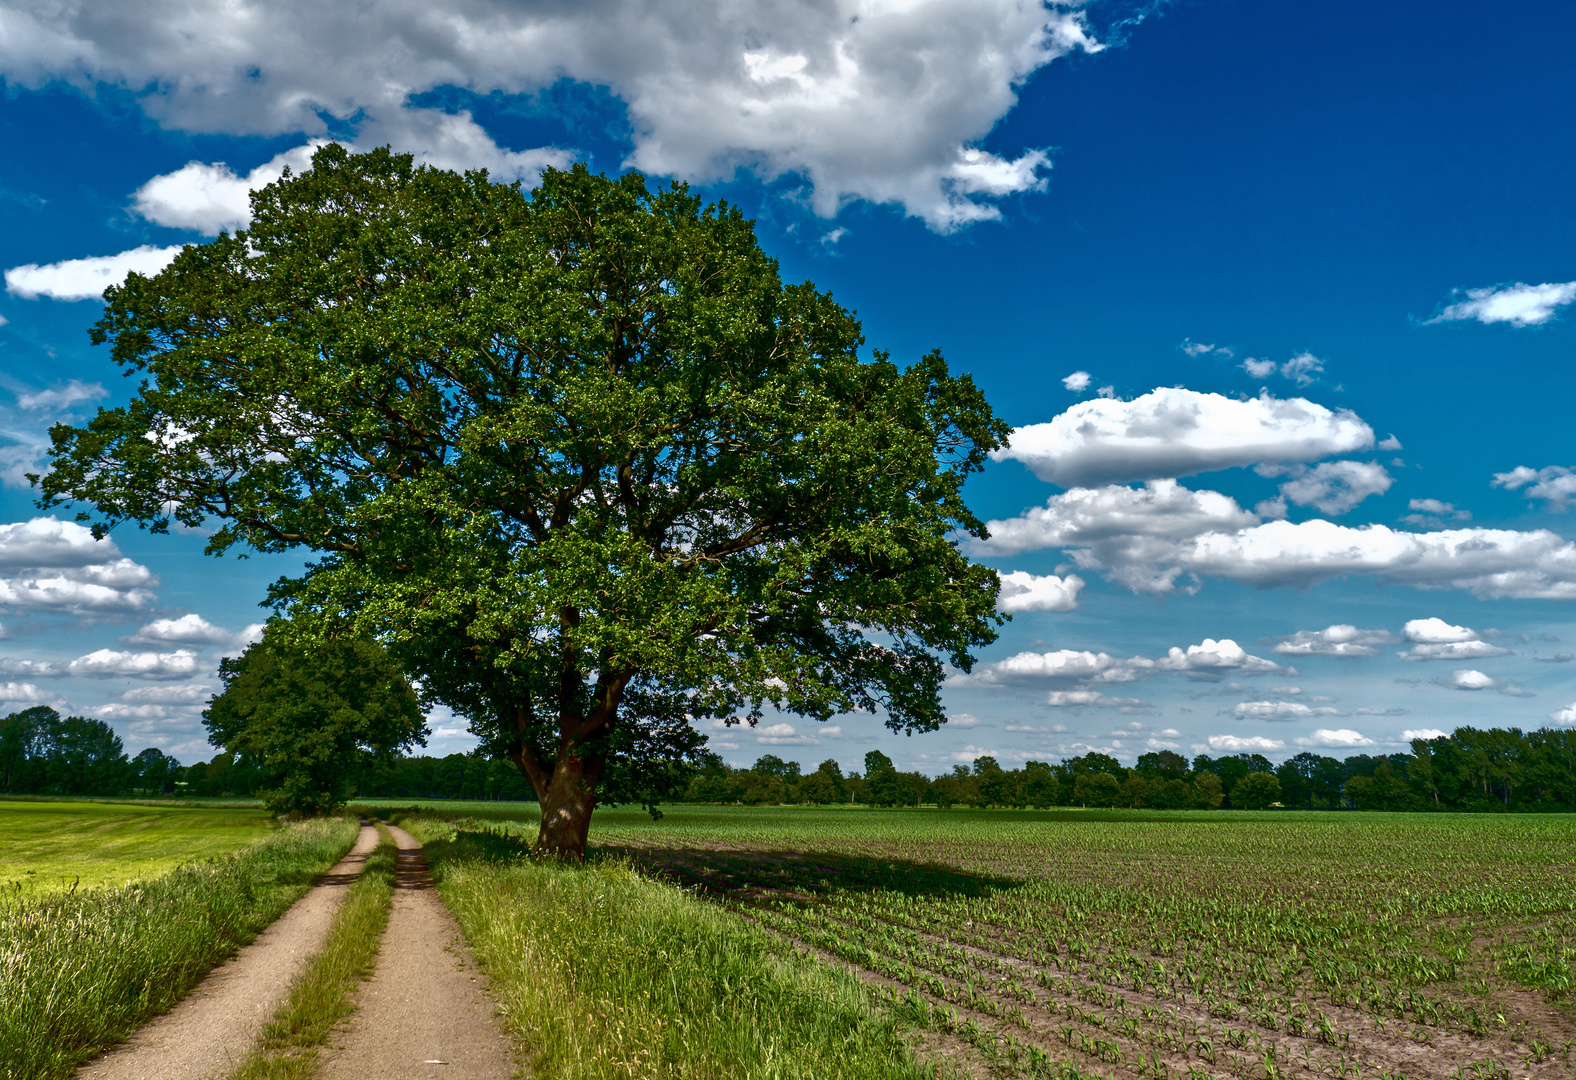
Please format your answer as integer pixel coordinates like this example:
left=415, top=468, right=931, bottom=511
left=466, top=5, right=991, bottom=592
left=0, top=816, right=361, bottom=1080
left=225, top=824, right=399, bottom=1080
left=401, top=814, right=951, bottom=1080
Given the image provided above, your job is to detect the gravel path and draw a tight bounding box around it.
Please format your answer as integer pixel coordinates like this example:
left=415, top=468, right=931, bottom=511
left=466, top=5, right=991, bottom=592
left=319, top=824, right=515, bottom=1080
left=77, top=822, right=381, bottom=1080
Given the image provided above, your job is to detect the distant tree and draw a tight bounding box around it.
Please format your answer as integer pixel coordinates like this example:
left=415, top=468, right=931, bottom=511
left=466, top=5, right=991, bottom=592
left=1137, top=750, right=1187, bottom=775
left=1150, top=776, right=1191, bottom=810
left=47, top=716, right=130, bottom=795
left=1231, top=771, right=1281, bottom=810
left=798, top=759, right=847, bottom=804
left=1190, top=770, right=1224, bottom=810
left=1022, top=760, right=1057, bottom=809
left=205, top=628, right=427, bottom=814
left=751, top=755, right=802, bottom=782
left=0, top=706, right=56, bottom=793
left=132, top=747, right=180, bottom=794
left=973, top=755, right=1012, bottom=806
left=1074, top=771, right=1122, bottom=808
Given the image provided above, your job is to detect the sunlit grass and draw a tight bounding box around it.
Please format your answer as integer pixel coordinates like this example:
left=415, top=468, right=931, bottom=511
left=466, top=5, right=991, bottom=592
left=0, top=816, right=359, bottom=1080
left=0, top=799, right=277, bottom=895
left=403, top=815, right=946, bottom=1080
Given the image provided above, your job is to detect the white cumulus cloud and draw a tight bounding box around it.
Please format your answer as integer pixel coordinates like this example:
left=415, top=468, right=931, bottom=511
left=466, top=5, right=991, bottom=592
left=1044, top=689, right=1146, bottom=709
left=0, top=518, right=159, bottom=614
left=1273, top=624, right=1398, bottom=658
left=67, top=648, right=201, bottom=680
left=0, top=0, right=1122, bottom=235
left=1295, top=728, right=1373, bottom=748
left=946, top=713, right=982, bottom=728
left=1232, top=700, right=1343, bottom=721
left=124, top=614, right=264, bottom=649
left=5, top=245, right=186, bottom=301
left=1435, top=668, right=1530, bottom=696
left=1270, top=460, right=1393, bottom=516
left=995, top=570, right=1085, bottom=612
left=954, top=637, right=1283, bottom=688
left=1432, top=281, right=1576, bottom=327
left=15, top=380, right=107, bottom=412
left=1207, top=734, right=1284, bottom=752
left=1550, top=704, right=1576, bottom=725
left=992, top=388, right=1374, bottom=488
left=1401, top=728, right=1448, bottom=741
left=1494, top=465, right=1576, bottom=511
left=1062, top=371, right=1092, bottom=392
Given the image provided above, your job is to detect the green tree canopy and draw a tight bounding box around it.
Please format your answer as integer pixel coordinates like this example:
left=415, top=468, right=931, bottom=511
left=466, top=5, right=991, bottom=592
left=41, top=146, right=1006, bottom=856
left=205, top=628, right=427, bottom=815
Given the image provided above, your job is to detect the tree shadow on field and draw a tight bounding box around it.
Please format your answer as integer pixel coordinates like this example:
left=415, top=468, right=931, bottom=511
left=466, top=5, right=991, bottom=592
left=618, top=845, right=1022, bottom=906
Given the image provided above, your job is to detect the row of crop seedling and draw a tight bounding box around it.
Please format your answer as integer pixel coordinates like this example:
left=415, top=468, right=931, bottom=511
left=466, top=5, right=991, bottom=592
left=755, top=900, right=1390, bottom=1080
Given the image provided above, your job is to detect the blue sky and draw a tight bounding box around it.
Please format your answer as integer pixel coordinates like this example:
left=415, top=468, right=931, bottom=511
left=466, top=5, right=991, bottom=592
left=1, top=0, right=1574, bottom=770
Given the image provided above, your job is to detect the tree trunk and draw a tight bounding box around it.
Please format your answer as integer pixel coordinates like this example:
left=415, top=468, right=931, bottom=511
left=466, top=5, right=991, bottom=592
left=535, top=752, right=603, bottom=859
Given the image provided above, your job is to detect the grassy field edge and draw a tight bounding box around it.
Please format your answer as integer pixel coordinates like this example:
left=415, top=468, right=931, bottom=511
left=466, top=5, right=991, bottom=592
left=401, top=813, right=954, bottom=1080
left=0, top=815, right=360, bottom=1080
left=226, top=824, right=399, bottom=1080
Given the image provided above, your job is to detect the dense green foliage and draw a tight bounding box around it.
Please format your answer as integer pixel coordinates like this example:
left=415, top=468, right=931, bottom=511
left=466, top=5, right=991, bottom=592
left=0, top=707, right=133, bottom=795
left=205, top=631, right=427, bottom=814
left=681, top=727, right=1576, bottom=813
left=41, top=145, right=1007, bottom=854
left=0, top=816, right=357, bottom=1080
left=0, top=800, right=275, bottom=895
left=402, top=814, right=949, bottom=1080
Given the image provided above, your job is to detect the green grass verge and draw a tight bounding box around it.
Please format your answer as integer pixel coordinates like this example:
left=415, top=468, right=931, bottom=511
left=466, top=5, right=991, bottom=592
left=0, top=815, right=360, bottom=1080
left=226, top=825, right=399, bottom=1080
left=0, top=798, right=278, bottom=895
left=401, top=815, right=944, bottom=1080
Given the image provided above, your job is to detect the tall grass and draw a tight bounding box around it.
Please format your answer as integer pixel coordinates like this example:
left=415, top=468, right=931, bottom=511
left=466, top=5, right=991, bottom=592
left=0, top=816, right=359, bottom=1080
left=227, top=826, right=399, bottom=1080
left=404, top=816, right=943, bottom=1080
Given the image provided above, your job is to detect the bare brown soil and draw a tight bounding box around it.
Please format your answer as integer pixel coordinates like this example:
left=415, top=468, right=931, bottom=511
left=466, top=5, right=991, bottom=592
left=76, top=823, right=381, bottom=1080
left=318, top=824, right=515, bottom=1080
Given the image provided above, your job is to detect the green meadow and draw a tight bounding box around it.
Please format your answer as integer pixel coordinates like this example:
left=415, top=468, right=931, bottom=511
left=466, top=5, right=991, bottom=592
left=0, top=798, right=277, bottom=895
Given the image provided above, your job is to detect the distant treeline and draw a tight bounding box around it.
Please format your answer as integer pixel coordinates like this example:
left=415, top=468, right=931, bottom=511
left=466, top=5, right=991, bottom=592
left=689, top=726, right=1576, bottom=812
left=4, top=703, right=1573, bottom=812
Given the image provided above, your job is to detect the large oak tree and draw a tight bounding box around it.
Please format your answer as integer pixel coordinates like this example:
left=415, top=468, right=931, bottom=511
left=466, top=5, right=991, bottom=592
left=40, top=146, right=1007, bottom=857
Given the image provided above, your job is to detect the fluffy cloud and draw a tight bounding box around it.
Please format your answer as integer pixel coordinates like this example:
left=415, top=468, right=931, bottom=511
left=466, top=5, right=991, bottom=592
left=0, top=518, right=159, bottom=614
left=946, top=713, right=983, bottom=728
left=1003, top=506, right=1576, bottom=600
left=1207, top=734, right=1284, bottom=752
left=0, top=681, right=55, bottom=704
left=992, top=388, right=1374, bottom=488
left=953, top=637, right=1283, bottom=688
left=1243, top=352, right=1324, bottom=386
left=1494, top=465, right=1576, bottom=510
left=1044, top=689, right=1146, bottom=709
left=66, top=648, right=201, bottom=680
left=995, top=571, right=1084, bottom=612
left=124, top=614, right=264, bottom=649
left=1551, top=704, right=1576, bottom=725
left=1295, top=728, right=1374, bottom=748
left=1273, top=624, right=1398, bottom=658
left=1396, top=617, right=1510, bottom=661
left=131, top=143, right=323, bottom=235
left=1270, top=460, right=1393, bottom=516
left=972, top=481, right=1259, bottom=580
left=753, top=721, right=819, bottom=746
left=1432, top=281, right=1576, bottom=327
left=1232, top=700, right=1342, bottom=720
left=0, top=0, right=1119, bottom=234
left=1157, top=638, right=1287, bottom=679
left=1401, top=728, right=1448, bottom=741
left=1062, top=371, right=1092, bottom=392
left=1435, top=668, right=1530, bottom=696
left=4, top=245, right=186, bottom=301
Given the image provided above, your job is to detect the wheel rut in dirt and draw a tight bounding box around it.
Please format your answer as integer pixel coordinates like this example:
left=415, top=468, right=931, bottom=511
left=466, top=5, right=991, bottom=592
left=76, top=822, right=382, bottom=1080
left=318, top=823, right=514, bottom=1080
